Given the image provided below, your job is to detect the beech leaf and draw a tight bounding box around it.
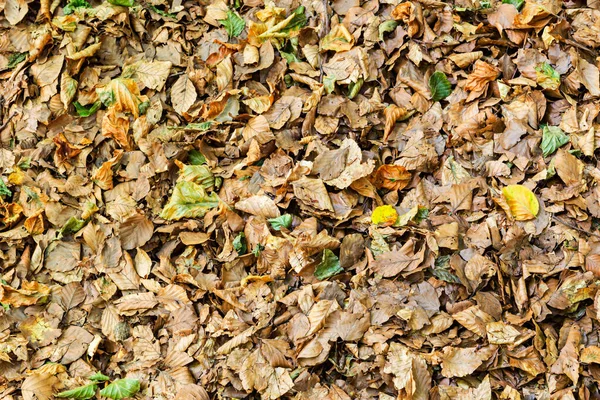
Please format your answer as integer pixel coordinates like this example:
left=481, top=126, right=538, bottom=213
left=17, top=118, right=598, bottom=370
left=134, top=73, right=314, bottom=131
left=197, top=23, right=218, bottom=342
left=429, top=71, right=452, bottom=102
left=99, top=379, right=140, bottom=399
left=314, top=249, right=343, bottom=280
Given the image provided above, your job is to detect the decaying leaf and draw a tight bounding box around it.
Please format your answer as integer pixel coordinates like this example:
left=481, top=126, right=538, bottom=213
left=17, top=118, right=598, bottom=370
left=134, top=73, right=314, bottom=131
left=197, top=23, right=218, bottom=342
left=3, top=0, right=600, bottom=398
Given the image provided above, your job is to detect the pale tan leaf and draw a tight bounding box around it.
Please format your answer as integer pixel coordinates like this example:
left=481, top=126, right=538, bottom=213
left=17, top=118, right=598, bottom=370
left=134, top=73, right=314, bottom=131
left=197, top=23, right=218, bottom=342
left=235, top=195, right=281, bottom=219
left=21, top=373, right=58, bottom=400
left=171, top=74, right=197, bottom=114
left=118, top=213, right=154, bottom=250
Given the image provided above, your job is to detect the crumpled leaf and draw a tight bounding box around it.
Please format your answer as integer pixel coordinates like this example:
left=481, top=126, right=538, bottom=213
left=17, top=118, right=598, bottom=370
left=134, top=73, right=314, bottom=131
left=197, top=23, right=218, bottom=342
left=160, top=181, right=220, bottom=221
left=371, top=205, right=398, bottom=226
left=541, top=125, right=569, bottom=157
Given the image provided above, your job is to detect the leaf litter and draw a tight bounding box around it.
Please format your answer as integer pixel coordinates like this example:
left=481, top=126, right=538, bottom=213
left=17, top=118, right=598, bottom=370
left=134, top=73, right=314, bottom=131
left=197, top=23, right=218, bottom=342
left=2, top=0, right=600, bottom=398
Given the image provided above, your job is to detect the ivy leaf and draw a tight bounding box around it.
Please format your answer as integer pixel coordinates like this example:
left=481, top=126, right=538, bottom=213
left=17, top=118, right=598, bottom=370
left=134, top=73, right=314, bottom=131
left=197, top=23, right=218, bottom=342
left=219, top=10, right=246, bottom=39
left=89, top=372, right=110, bottom=382
left=188, top=150, right=207, bottom=165
left=429, top=71, right=452, bottom=102
left=502, top=0, right=525, bottom=10
left=541, top=125, right=569, bottom=157
left=268, top=214, right=293, bottom=231
left=233, top=232, right=247, bottom=255
left=107, top=0, right=134, bottom=6
left=99, top=379, right=140, bottom=400
left=74, top=100, right=101, bottom=117
left=280, top=6, right=306, bottom=34
left=314, top=249, right=343, bottom=280
left=56, top=383, right=98, bottom=399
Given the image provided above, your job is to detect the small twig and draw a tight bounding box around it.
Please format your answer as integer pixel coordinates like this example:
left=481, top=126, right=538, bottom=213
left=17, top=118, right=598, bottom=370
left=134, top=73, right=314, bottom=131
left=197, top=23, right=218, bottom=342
left=551, top=215, right=600, bottom=239
left=0, top=112, right=16, bottom=133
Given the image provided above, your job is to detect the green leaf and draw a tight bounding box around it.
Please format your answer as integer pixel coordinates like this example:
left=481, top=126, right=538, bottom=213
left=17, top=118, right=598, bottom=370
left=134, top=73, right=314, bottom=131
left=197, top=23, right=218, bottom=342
left=252, top=243, right=264, bottom=257
left=502, top=0, right=524, bottom=10
left=177, top=164, right=215, bottom=190
left=89, top=372, right=111, bottom=382
left=60, top=216, right=87, bottom=235
left=370, top=230, right=390, bottom=258
left=432, top=256, right=462, bottom=284
left=73, top=100, right=101, bottom=117
left=7, top=52, right=27, bottom=69
left=138, top=100, right=150, bottom=115
left=99, top=379, right=140, bottom=400
left=0, top=179, right=11, bottom=197
left=17, top=158, right=31, bottom=170
left=280, top=51, right=302, bottom=64
left=541, top=125, right=569, bottom=157
left=414, top=207, right=429, bottom=223
left=219, top=10, right=246, bottom=39
left=268, top=214, right=293, bottom=231
left=323, top=75, right=336, bottom=94
left=429, top=71, right=452, bottom=102
left=148, top=5, right=176, bottom=18
left=378, top=20, right=398, bottom=41
left=314, top=249, right=343, bottom=280
left=64, top=0, right=89, bottom=14
left=188, top=150, right=207, bottom=165
left=107, top=0, right=134, bottom=6
left=160, top=181, right=220, bottom=221
left=347, top=78, right=363, bottom=100
left=280, top=6, right=306, bottom=34
left=56, top=383, right=98, bottom=399
left=233, top=232, right=247, bottom=255
left=535, top=61, right=560, bottom=90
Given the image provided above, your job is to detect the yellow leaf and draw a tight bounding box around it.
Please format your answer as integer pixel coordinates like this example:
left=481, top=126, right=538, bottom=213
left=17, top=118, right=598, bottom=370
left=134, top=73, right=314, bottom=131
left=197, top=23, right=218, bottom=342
left=320, top=24, right=355, bottom=52
left=501, top=185, right=539, bottom=221
left=371, top=205, right=398, bottom=226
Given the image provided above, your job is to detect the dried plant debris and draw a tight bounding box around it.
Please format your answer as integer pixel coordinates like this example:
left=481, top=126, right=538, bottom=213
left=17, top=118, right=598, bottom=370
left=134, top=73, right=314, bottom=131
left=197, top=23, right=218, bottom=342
left=4, top=0, right=600, bottom=398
